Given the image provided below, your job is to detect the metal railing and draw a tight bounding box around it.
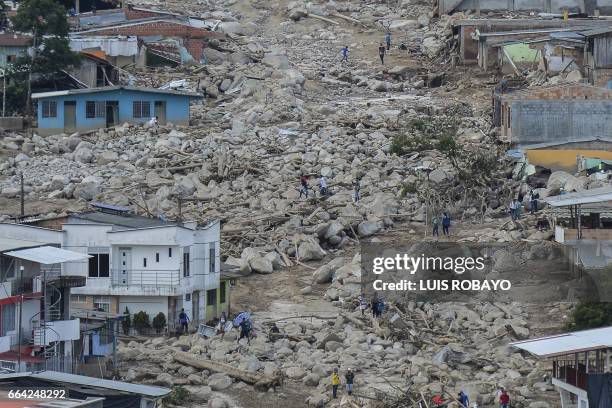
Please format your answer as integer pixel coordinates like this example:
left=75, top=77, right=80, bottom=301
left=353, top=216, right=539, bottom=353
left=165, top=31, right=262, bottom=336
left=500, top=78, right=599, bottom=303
left=111, top=269, right=181, bottom=287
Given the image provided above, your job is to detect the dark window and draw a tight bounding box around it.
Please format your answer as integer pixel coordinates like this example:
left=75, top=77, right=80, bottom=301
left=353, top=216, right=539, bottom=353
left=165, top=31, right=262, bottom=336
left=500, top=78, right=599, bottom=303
left=6, top=55, right=16, bottom=63
left=185, top=293, right=191, bottom=302
left=168, top=248, right=172, bottom=257
left=132, top=101, right=150, bottom=118
left=183, top=251, right=190, bottom=277
left=1, top=303, right=15, bottom=335
left=85, top=101, right=105, bottom=118
left=143, top=258, right=147, bottom=267
left=209, top=243, right=216, bottom=273
left=156, top=253, right=160, bottom=263
left=42, top=101, right=57, bottom=118
left=88, top=254, right=109, bottom=278
left=206, top=288, right=216, bottom=306
left=0, top=255, right=14, bottom=279
left=220, top=281, right=226, bottom=304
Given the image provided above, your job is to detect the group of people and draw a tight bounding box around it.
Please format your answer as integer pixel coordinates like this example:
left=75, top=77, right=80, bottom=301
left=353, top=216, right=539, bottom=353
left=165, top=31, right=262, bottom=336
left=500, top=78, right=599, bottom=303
left=299, top=174, right=361, bottom=203
left=432, top=212, right=451, bottom=237
left=341, top=31, right=393, bottom=65
left=330, top=367, right=355, bottom=398
left=429, top=388, right=510, bottom=407
left=357, top=294, right=385, bottom=318
left=509, top=189, right=540, bottom=220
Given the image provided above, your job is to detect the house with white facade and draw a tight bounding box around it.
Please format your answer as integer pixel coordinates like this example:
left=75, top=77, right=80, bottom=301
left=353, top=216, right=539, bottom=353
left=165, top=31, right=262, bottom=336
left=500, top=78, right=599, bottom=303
left=1, top=203, right=224, bottom=331
left=0, top=241, right=86, bottom=373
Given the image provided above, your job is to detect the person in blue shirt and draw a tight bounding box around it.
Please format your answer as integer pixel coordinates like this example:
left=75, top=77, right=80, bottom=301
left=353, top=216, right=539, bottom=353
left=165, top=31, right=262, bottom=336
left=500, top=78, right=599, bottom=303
left=385, top=31, right=391, bottom=51
left=458, top=391, right=470, bottom=407
left=341, top=46, right=349, bottom=62
left=442, top=212, right=451, bottom=237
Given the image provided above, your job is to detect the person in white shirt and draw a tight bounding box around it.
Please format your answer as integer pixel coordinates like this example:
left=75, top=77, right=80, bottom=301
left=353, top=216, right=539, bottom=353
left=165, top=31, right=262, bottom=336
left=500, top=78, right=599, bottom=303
left=319, top=176, right=328, bottom=196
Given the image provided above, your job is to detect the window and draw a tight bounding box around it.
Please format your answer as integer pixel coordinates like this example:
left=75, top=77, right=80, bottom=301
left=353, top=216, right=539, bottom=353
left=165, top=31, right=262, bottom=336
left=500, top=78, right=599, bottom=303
left=183, top=250, right=190, bottom=277
left=93, top=296, right=110, bottom=313
left=6, top=55, right=16, bottom=63
left=1, top=303, right=15, bottom=335
left=156, top=253, right=159, bottom=263
left=220, top=281, right=226, bottom=304
left=132, top=101, right=150, bottom=118
left=206, top=288, right=216, bottom=306
left=143, top=258, right=147, bottom=267
left=88, top=251, right=110, bottom=278
left=85, top=101, right=105, bottom=118
left=168, top=248, right=172, bottom=258
left=0, top=255, right=14, bottom=279
left=209, top=243, right=216, bottom=273
left=71, top=294, right=86, bottom=303
left=185, top=293, right=191, bottom=302
left=42, top=101, right=57, bottom=118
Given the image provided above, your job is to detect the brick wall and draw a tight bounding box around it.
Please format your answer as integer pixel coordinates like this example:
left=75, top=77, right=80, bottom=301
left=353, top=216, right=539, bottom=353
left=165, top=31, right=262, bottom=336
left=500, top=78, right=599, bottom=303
left=125, top=9, right=171, bottom=20
left=85, top=21, right=218, bottom=39
left=522, top=85, right=612, bottom=100
left=183, top=38, right=204, bottom=61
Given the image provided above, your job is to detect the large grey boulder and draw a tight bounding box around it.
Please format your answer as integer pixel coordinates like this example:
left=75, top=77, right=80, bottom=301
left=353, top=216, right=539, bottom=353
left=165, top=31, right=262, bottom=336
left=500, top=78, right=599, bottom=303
left=357, top=220, right=382, bottom=237
left=208, top=373, right=232, bottom=390
left=298, top=241, right=326, bottom=261
left=73, top=176, right=101, bottom=200
left=74, top=148, right=93, bottom=163
left=97, top=151, right=119, bottom=165
left=249, top=256, right=274, bottom=274
left=312, top=257, right=345, bottom=284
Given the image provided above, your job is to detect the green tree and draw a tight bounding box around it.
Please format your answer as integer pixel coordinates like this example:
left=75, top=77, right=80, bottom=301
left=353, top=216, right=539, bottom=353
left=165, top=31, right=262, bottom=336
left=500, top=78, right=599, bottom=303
left=133, top=311, right=151, bottom=334
left=121, top=307, right=131, bottom=335
left=567, top=303, right=612, bottom=331
left=152, top=312, right=167, bottom=334
left=12, top=0, right=70, bottom=37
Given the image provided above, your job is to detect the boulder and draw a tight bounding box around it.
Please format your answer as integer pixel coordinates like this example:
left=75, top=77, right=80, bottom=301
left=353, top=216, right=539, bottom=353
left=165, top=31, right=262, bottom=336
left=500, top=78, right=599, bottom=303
left=208, top=373, right=232, bottom=390
left=298, top=241, right=326, bottom=261
left=285, top=366, right=306, bottom=379
left=73, top=176, right=102, bottom=200
left=97, top=151, right=119, bottom=165
left=74, top=148, right=93, bottom=164
left=357, top=220, right=382, bottom=237
left=421, top=37, right=444, bottom=58
left=249, top=256, right=274, bottom=274
left=312, top=257, right=345, bottom=284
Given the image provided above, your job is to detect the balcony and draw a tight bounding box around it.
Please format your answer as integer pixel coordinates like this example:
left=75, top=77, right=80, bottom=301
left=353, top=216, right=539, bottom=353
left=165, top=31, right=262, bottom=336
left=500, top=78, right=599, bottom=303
left=111, top=269, right=182, bottom=288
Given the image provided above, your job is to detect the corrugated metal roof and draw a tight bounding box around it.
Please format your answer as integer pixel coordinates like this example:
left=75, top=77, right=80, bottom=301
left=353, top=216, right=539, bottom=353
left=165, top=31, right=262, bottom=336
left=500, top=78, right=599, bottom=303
left=542, top=186, right=612, bottom=207
left=579, top=27, right=612, bottom=37
left=0, top=237, right=45, bottom=253
left=4, top=246, right=91, bottom=264
left=31, top=85, right=201, bottom=99
left=511, top=326, right=612, bottom=357
left=0, top=371, right=170, bottom=397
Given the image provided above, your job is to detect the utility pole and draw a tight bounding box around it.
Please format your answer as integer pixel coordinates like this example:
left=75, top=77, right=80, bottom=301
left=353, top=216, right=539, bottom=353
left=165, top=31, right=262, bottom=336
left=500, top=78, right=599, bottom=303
left=20, top=172, right=24, bottom=217
left=16, top=266, right=24, bottom=372
left=2, top=68, right=6, bottom=117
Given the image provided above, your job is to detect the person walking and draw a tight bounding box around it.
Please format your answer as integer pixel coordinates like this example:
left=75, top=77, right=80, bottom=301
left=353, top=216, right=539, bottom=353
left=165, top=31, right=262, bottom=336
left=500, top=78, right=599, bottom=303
left=345, top=368, right=355, bottom=396
left=331, top=368, right=340, bottom=399
left=238, top=318, right=251, bottom=345
left=442, top=212, right=451, bottom=237
left=530, top=189, right=539, bottom=214
left=299, top=175, right=309, bottom=199
left=178, top=308, right=189, bottom=334
left=385, top=31, right=391, bottom=51
left=319, top=176, right=328, bottom=197
left=509, top=200, right=517, bottom=220
left=341, top=46, right=349, bottom=62
left=499, top=389, right=510, bottom=408
left=358, top=293, right=368, bottom=316
left=353, top=177, right=361, bottom=203
left=378, top=43, right=386, bottom=64
left=458, top=391, right=470, bottom=407
left=432, top=215, right=439, bottom=237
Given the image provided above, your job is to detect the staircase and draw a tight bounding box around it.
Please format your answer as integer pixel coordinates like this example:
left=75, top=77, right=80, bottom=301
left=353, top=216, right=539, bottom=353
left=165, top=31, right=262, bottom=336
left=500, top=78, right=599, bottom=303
left=30, top=283, right=63, bottom=368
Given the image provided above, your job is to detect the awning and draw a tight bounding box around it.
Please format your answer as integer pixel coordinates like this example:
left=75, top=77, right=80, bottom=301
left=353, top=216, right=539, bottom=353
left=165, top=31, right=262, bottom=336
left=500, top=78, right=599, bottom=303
left=4, top=246, right=91, bottom=265
left=0, top=238, right=45, bottom=253
left=543, top=186, right=612, bottom=207
left=511, top=326, right=612, bottom=358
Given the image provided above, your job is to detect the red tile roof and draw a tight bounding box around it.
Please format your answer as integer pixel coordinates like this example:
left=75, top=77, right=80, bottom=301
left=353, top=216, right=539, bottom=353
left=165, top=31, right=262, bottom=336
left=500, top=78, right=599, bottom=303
left=0, top=33, right=33, bottom=47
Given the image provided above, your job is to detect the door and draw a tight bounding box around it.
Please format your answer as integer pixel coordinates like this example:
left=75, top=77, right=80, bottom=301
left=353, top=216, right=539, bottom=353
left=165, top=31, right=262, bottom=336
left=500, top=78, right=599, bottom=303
left=106, top=101, right=119, bottom=127
left=64, top=101, right=76, bottom=132
left=191, top=291, right=199, bottom=325
left=118, top=248, right=131, bottom=285
left=154, top=101, right=166, bottom=125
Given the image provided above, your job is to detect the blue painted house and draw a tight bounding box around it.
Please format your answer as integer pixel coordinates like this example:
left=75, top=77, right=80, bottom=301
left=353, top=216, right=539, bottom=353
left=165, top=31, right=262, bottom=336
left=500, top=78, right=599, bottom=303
left=32, top=86, right=202, bottom=136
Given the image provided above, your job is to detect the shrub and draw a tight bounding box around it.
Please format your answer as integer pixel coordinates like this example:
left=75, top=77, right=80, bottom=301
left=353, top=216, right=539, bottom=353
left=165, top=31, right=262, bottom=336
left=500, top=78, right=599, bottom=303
left=566, top=303, right=612, bottom=331
left=121, top=307, right=131, bottom=335
left=152, top=312, right=167, bottom=334
left=133, top=311, right=150, bottom=334
left=162, top=386, right=190, bottom=405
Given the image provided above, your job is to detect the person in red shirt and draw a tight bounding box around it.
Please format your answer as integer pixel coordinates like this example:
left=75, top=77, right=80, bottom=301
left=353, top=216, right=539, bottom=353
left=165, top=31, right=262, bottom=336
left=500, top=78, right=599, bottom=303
left=500, top=390, right=510, bottom=408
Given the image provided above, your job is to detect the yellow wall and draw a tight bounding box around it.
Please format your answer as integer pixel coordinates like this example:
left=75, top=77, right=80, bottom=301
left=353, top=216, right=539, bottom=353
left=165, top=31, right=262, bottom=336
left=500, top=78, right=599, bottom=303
left=527, top=149, right=612, bottom=172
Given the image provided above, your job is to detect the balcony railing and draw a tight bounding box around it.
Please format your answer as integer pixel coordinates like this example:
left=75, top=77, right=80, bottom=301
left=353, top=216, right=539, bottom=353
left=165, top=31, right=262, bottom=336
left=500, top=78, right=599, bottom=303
left=111, top=269, right=181, bottom=287
left=553, top=358, right=607, bottom=390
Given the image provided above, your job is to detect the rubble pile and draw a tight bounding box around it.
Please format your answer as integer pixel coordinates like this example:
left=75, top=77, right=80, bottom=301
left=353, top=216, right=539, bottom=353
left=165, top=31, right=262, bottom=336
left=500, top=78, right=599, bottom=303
left=116, top=299, right=569, bottom=407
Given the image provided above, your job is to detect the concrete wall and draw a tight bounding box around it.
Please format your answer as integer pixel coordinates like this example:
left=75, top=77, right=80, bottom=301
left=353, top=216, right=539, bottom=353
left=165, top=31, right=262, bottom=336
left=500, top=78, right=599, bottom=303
left=442, top=0, right=612, bottom=14
left=118, top=295, right=168, bottom=321
left=0, top=117, right=24, bottom=130
left=0, top=46, right=27, bottom=68
left=35, top=89, right=194, bottom=136
left=511, top=100, right=612, bottom=145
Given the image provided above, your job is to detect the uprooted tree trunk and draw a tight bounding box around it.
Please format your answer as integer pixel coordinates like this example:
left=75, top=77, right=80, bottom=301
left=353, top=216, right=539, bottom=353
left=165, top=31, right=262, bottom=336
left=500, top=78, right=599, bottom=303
left=174, top=351, right=280, bottom=390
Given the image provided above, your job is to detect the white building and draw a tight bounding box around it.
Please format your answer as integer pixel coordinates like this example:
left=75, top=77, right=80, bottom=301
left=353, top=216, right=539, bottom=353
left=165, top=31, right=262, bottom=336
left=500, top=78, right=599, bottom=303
left=0, top=243, right=85, bottom=373
left=511, top=326, right=612, bottom=408
left=0, top=204, right=223, bottom=330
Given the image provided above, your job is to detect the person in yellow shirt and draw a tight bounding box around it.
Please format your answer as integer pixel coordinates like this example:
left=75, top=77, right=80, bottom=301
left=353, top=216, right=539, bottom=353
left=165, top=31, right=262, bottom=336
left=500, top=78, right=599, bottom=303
left=331, top=367, right=340, bottom=399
